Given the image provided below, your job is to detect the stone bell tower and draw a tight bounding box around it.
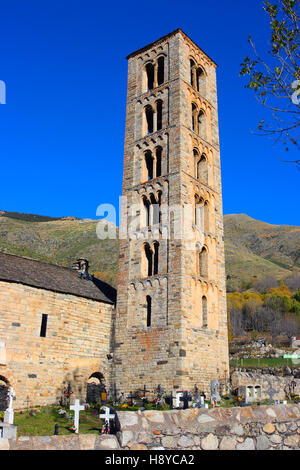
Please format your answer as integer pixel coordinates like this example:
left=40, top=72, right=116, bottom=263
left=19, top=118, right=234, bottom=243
left=113, top=29, right=229, bottom=398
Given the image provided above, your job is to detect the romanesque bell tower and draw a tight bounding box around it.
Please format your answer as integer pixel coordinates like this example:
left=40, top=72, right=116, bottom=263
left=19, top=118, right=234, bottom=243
left=113, top=29, right=229, bottom=398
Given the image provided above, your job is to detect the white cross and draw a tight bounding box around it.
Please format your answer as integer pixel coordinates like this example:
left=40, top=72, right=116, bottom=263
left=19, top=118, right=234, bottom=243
left=99, top=406, right=115, bottom=424
left=70, top=399, right=84, bottom=434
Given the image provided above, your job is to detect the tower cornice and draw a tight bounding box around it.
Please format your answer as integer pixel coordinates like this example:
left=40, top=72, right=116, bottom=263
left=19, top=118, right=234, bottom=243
left=126, top=28, right=218, bottom=68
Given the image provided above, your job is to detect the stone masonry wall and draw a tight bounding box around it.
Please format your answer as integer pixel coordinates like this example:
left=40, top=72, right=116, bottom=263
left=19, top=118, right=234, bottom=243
left=117, top=404, right=300, bottom=450
left=0, top=280, right=114, bottom=409
left=2, top=404, right=300, bottom=450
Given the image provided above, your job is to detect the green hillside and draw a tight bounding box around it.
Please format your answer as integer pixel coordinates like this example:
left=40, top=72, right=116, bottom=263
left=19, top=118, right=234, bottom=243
left=0, top=210, right=299, bottom=289
left=224, top=214, right=300, bottom=290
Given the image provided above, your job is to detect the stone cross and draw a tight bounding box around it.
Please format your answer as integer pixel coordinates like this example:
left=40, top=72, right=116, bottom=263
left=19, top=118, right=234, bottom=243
left=70, top=399, right=84, bottom=434
left=99, top=406, right=115, bottom=424
left=4, top=387, right=15, bottom=425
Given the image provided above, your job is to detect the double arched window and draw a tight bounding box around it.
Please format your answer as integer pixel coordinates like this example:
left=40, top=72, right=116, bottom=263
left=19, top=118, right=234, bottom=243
left=143, top=147, right=163, bottom=181
left=142, top=192, right=162, bottom=227
left=190, top=59, right=206, bottom=95
left=193, top=149, right=208, bottom=185
left=144, top=56, right=165, bottom=92
left=143, top=101, right=163, bottom=135
left=142, top=241, right=160, bottom=277
left=195, top=196, right=209, bottom=232
left=191, top=103, right=206, bottom=139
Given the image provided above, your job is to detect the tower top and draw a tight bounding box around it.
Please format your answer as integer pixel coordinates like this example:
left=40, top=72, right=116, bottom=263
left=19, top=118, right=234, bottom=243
left=126, top=28, right=217, bottom=67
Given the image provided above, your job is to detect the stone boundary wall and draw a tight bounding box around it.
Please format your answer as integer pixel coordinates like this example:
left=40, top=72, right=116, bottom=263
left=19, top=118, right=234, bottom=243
left=1, top=404, right=300, bottom=450
left=117, top=404, right=300, bottom=450
left=0, top=434, right=120, bottom=451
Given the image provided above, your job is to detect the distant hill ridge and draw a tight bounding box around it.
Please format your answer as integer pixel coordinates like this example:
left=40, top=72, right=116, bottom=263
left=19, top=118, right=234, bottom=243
left=0, top=210, right=299, bottom=290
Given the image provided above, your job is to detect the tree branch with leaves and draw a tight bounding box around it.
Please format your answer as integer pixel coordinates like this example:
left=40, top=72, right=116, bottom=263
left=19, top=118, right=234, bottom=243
left=240, top=0, right=300, bottom=166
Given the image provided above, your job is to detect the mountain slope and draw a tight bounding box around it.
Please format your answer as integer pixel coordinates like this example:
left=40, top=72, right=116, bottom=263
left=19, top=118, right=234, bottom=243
left=0, top=212, right=118, bottom=286
left=224, top=214, right=300, bottom=290
left=0, top=211, right=299, bottom=289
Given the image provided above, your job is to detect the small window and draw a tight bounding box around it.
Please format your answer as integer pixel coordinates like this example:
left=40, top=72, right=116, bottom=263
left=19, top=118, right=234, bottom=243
left=40, top=314, right=48, bottom=338
left=146, top=296, right=152, bottom=327
left=202, top=296, right=208, bottom=328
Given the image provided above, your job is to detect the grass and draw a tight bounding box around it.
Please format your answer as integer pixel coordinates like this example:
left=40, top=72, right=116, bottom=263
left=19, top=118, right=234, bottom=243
left=230, top=357, right=298, bottom=368
left=14, top=405, right=105, bottom=437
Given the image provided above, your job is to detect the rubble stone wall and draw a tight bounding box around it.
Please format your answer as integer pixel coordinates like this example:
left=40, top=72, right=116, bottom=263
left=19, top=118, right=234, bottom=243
left=2, top=404, right=300, bottom=450
left=116, top=404, right=300, bottom=450
left=231, top=371, right=300, bottom=402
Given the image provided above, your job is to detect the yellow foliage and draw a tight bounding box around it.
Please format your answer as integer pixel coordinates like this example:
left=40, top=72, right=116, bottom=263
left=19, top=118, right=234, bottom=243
left=227, top=291, right=263, bottom=312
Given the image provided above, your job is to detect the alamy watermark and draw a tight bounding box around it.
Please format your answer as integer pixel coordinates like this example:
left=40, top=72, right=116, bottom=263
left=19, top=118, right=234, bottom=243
left=95, top=196, right=208, bottom=252
left=291, top=80, right=300, bottom=105
left=0, top=80, right=6, bottom=104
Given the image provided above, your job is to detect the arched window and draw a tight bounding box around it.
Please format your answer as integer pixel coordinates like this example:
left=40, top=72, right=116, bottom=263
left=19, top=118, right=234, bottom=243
left=144, top=151, right=154, bottom=180
left=190, top=59, right=196, bottom=88
left=156, top=100, right=163, bottom=131
left=195, top=197, right=204, bottom=227
left=144, top=243, right=153, bottom=276
left=150, top=193, right=159, bottom=225
left=199, top=246, right=208, bottom=278
left=144, top=105, right=154, bottom=134
left=197, top=110, right=205, bottom=139
left=157, top=191, right=162, bottom=224
left=145, top=63, right=155, bottom=91
left=196, top=67, right=205, bottom=93
left=142, top=196, right=150, bottom=227
left=157, top=56, right=165, bottom=86
left=202, top=296, right=208, bottom=328
left=191, top=103, right=197, bottom=132
left=197, top=154, right=208, bottom=184
left=146, top=296, right=152, bottom=327
left=156, top=147, right=162, bottom=177
left=204, top=201, right=209, bottom=232
left=153, top=241, right=159, bottom=275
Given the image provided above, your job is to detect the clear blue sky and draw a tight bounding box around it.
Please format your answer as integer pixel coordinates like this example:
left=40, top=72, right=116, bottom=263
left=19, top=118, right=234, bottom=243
left=0, top=0, right=299, bottom=225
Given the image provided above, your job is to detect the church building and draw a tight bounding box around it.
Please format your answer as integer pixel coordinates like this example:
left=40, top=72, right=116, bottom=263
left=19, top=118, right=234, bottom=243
left=0, top=29, right=229, bottom=409
left=0, top=252, right=116, bottom=409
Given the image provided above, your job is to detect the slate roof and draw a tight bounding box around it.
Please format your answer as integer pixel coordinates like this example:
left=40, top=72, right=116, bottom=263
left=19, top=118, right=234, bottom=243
left=0, top=252, right=116, bottom=304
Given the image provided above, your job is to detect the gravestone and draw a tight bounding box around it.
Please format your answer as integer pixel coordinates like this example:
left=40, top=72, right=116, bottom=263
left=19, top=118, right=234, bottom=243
left=179, top=391, right=192, bottom=409
left=0, top=422, right=17, bottom=439
left=210, top=379, right=221, bottom=404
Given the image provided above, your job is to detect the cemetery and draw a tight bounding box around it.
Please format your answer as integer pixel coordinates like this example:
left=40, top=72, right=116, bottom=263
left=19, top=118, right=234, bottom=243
left=1, top=374, right=300, bottom=449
